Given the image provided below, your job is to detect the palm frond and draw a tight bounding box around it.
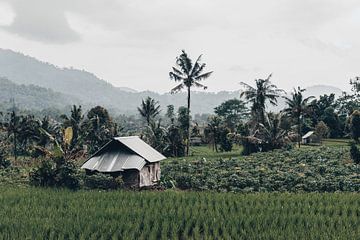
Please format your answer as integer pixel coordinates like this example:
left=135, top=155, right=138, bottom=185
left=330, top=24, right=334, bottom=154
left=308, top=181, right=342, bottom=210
left=195, top=71, right=213, bottom=81
left=171, top=83, right=185, bottom=94
left=193, top=81, right=208, bottom=90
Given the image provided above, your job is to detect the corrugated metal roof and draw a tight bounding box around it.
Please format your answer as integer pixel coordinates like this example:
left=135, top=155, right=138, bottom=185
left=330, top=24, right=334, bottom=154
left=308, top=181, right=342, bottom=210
left=81, top=136, right=165, bottom=172
left=302, top=131, right=314, bottom=139
left=81, top=148, right=146, bottom=172
left=115, top=136, right=166, bottom=163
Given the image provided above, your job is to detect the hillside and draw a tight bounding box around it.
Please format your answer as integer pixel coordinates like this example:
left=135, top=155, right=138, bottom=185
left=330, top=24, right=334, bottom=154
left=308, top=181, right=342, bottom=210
left=0, top=77, right=80, bottom=110
left=0, top=49, right=242, bottom=114
left=0, top=49, right=344, bottom=114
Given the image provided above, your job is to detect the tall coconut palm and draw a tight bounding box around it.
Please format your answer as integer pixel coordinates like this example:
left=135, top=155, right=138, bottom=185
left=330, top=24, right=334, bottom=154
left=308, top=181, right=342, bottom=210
left=169, top=50, right=213, bottom=156
left=283, top=87, right=314, bottom=148
left=240, top=74, right=283, bottom=125
left=137, top=97, right=161, bottom=126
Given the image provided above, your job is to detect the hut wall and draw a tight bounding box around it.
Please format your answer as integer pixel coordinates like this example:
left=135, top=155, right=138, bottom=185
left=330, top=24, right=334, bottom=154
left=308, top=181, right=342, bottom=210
left=139, top=162, right=161, bottom=187
left=122, top=169, right=140, bottom=188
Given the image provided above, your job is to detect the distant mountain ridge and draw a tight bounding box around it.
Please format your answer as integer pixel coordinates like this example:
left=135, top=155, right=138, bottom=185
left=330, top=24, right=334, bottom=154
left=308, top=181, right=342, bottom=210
left=0, top=77, right=81, bottom=110
left=0, top=49, right=344, bottom=114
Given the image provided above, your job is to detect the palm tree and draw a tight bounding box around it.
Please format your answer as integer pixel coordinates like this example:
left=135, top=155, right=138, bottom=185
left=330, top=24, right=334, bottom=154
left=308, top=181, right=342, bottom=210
left=283, top=87, right=314, bottom=148
left=204, top=116, right=222, bottom=152
left=169, top=50, right=213, bottom=156
left=137, top=97, right=161, bottom=126
left=240, top=74, right=283, bottom=125
left=256, top=112, right=289, bottom=151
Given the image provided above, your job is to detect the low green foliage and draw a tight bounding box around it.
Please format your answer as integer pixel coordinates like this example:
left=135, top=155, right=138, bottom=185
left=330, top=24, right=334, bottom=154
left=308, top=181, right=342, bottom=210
left=162, top=146, right=360, bottom=192
left=350, top=142, right=360, bottom=164
left=82, top=173, right=124, bottom=190
left=0, top=187, right=359, bottom=239
left=29, top=158, right=80, bottom=190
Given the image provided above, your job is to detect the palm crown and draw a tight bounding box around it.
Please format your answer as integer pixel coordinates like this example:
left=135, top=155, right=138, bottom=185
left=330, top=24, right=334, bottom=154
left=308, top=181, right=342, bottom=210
left=240, top=74, right=283, bottom=124
left=137, top=97, right=161, bottom=125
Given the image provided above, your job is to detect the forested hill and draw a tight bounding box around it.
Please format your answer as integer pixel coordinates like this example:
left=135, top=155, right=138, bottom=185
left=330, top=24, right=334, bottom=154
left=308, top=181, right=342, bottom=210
left=0, top=49, right=343, bottom=114
left=0, top=77, right=80, bottom=110
left=0, top=49, right=240, bottom=114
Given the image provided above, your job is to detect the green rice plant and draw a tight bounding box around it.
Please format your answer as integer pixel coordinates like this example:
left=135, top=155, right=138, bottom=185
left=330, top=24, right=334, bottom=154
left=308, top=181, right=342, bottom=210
left=0, top=187, right=359, bottom=239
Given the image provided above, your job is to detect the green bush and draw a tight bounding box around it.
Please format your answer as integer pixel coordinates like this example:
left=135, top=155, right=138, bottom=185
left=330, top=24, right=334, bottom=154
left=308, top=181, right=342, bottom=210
left=350, top=142, right=360, bottom=164
left=29, top=160, right=56, bottom=187
left=0, top=154, right=10, bottom=169
left=241, top=137, right=259, bottom=155
left=82, top=173, right=124, bottom=190
left=218, top=128, right=232, bottom=152
left=29, top=158, right=80, bottom=190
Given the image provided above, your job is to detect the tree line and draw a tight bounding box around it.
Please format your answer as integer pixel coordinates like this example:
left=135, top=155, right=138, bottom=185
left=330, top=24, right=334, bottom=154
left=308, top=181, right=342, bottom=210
left=1, top=50, right=360, bottom=165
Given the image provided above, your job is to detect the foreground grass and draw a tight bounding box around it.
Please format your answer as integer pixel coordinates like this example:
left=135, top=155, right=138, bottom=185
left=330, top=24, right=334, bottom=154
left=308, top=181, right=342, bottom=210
left=0, top=187, right=359, bottom=239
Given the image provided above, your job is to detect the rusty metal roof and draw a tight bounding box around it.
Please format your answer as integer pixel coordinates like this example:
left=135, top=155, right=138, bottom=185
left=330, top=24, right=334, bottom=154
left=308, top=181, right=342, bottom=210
left=81, top=136, right=166, bottom=172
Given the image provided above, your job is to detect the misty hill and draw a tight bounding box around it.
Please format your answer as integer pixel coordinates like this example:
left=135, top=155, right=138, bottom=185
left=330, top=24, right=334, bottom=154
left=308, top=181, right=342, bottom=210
left=0, top=77, right=80, bottom=110
left=303, top=85, right=343, bottom=98
left=0, top=49, right=344, bottom=115
left=0, top=49, right=240, bottom=114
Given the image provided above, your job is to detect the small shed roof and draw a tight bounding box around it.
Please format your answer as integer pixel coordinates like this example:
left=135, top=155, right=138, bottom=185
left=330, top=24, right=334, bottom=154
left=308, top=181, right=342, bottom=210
left=81, top=136, right=166, bottom=172
left=302, top=131, right=314, bottom=139
left=115, top=136, right=166, bottom=163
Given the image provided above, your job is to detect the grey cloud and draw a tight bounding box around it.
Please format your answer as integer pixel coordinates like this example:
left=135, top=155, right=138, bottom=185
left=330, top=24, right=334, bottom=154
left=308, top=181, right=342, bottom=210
left=2, top=0, right=80, bottom=43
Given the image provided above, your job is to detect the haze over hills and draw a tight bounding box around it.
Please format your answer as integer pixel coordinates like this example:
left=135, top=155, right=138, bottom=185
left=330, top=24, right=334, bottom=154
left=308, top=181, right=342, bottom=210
left=0, top=49, right=344, bottom=115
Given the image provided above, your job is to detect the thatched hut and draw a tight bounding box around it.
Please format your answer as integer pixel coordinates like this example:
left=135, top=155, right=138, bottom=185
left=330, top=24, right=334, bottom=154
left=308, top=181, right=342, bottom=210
left=81, top=136, right=166, bottom=188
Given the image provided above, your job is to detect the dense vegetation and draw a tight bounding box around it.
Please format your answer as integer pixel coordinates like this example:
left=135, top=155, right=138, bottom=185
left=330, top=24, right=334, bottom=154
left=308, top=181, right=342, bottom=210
left=0, top=187, right=359, bottom=239
left=162, top=145, right=360, bottom=192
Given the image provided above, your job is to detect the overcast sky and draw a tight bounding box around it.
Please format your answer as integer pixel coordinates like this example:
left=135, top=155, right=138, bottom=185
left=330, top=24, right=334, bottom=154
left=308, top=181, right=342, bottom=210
left=0, top=0, right=359, bottom=93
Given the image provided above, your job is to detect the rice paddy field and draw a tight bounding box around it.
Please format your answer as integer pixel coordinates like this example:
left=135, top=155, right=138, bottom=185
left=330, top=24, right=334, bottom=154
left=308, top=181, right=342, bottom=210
left=1, top=187, right=359, bottom=239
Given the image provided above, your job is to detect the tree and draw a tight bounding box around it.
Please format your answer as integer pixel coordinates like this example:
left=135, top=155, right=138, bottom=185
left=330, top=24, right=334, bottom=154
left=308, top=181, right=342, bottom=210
left=143, top=119, right=166, bottom=153
left=336, top=78, right=360, bottom=117
left=169, top=50, right=213, bottom=156
left=314, top=121, right=329, bottom=144
left=255, top=113, right=289, bottom=151
left=166, top=105, right=175, bottom=124
left=218, top=126, right=232, bottom=152
left=177, top=106, right=191, bottom=146
left=321, top=107, right=342, bottom=138
left=61, top=105, right=84, bottom=148
left=163, top=124, right=185, bottom=157
left=309, top=94, right=336, bottom=125
left=214, top=99, right=248, bottom=132
left=6, top=110, right=20, bottom=160
left=284, top=87, right=314, bottom=148
left=240, top=74, right=283, bottom=125
left=82, top=106, right=117, bottom=153
left=137, top=97, right=161, bottom=126
left=350, top=110, right=360, bottom=142
left=204, top=116, right=222, bottom=152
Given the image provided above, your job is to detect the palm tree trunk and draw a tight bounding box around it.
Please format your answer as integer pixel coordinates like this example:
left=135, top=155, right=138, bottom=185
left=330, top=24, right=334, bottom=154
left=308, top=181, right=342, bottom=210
left=13, top=131, right=17, bottom=161
left=298, top=117, right=301, bottom=148
left=187, top=86, right=191, bottom=156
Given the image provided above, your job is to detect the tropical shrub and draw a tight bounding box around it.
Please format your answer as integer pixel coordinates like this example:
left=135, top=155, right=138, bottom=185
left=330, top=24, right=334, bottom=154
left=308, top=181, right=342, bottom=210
left=82, top=173, right=124, bottom=190
left=350, top=110, right=360, bottom=142
left=29, top=157, right=80, bottom=190
left=0, top=147, right=10, bottom=169
left=218, top=127, right=232, bottom=152
left=350, top=142, right=360, bottom=164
